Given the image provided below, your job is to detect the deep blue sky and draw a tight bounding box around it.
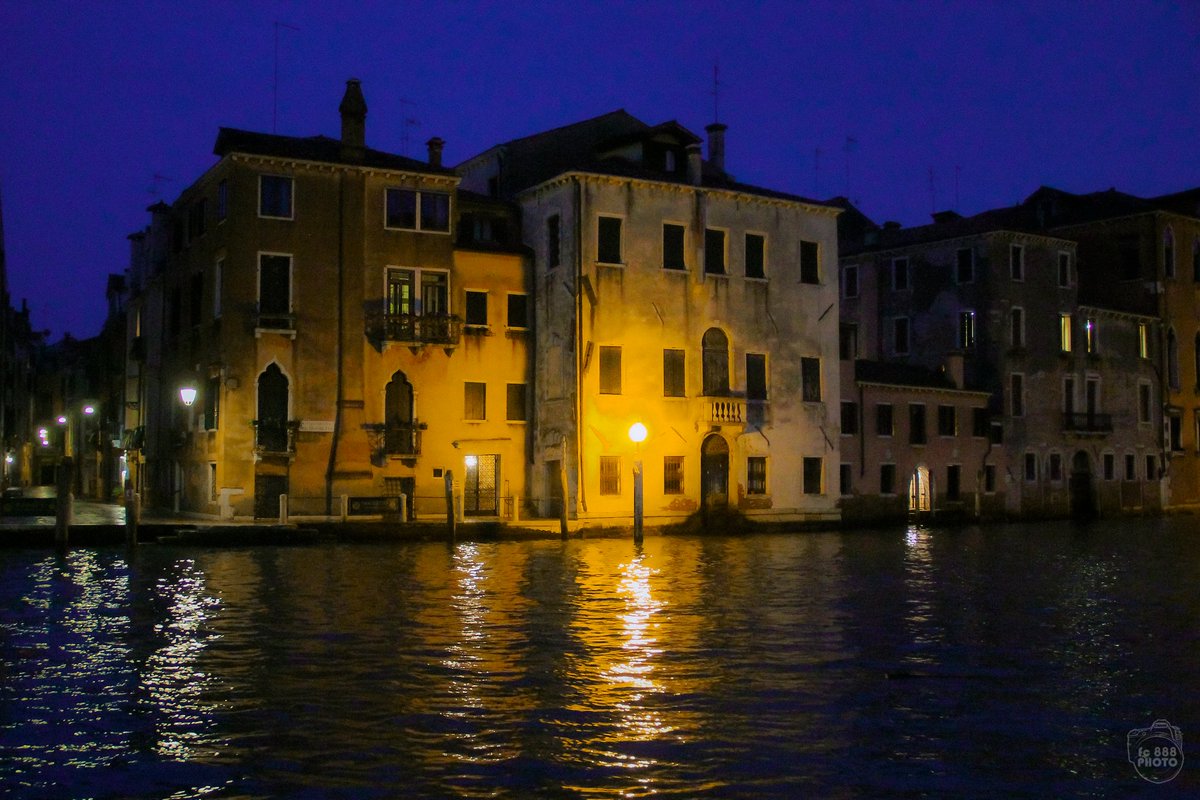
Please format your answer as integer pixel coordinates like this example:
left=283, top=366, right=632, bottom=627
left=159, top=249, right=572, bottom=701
left=2, top=1, right=1197, bottom=341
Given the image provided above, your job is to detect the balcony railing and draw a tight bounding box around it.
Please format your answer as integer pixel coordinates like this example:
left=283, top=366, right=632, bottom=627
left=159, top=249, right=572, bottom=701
left=710, top=399, right=745, bottom=424
left=253, top=420, right=299, bottom=454
left=1063, top=412, right=1113, bottom=433
left=367, top=312, right=461, bottom=346
left=256, top=311, right=296, bottom=332
left=384, top=423, right=423, bottom=456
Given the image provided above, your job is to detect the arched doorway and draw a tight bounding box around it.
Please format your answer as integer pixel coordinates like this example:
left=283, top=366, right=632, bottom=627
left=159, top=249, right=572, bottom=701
left=385, top=371, right=415, bottom=455
left=256, top=364, right=289, bottom=452
left=701, top=434, right=729, bottom=507
left=1069, top=450, right=1096, bottom=519
left=908, top=466, right=931, bottom=515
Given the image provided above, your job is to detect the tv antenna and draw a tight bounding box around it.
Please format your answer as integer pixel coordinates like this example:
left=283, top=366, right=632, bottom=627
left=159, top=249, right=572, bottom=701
left=273, top=21, right=300, bottom=133
left=401, top=117, right=421, bottom=156
left=711, top=58, right=721, bottom=122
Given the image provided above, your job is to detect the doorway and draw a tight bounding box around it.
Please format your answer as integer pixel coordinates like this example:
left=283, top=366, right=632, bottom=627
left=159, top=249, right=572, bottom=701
left=254, top=473, right=287, bottom=519
left=1069, top=450, right=1096, bottom=519
left=908, top=466, right=931, bottom=515
left=464, top=454, right=499, bottom=516
left=701, top=434, right=729, bottom=507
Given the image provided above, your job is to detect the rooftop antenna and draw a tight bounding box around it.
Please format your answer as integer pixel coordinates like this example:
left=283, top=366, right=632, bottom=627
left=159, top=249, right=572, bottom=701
left=273, top=21, right=300, bottom=133
left=843, top=136, right=857, bottom=198
left=401, top=116, right=421, bottom=156
left=711, top=58, right=721, bottom=122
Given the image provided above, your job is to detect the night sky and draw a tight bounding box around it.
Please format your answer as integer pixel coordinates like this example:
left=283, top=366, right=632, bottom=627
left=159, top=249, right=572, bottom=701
left=1, top=1, right=1196, bottom=341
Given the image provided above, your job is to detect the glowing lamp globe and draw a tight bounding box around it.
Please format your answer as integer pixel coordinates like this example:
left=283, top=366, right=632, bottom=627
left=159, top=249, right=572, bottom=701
left=628, top=422, right=647, bottom=443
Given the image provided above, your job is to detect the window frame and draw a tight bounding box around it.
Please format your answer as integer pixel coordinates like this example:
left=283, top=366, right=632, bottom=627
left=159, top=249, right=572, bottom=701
left=464, top=381, right=487, bottom=421
left=257, top=251, right=294, bottom=329
left=800, top=357, right=822, bottom=402
left=800, top=240, right=820, bottom=284
left=599, top=345, right=622, bottom=395
left=842, top=264, right=859, bottom=298
left=464, top=290, right=489, bottom=327
left=704, top=227, right=728, bottom=275
left=505, top=383, right=527, bottom=422
left=1010, top=243, right=1025, bottom=281
left=956, top=247, right=974, bottom=284
left=663, top=348, right=686, bottom=398
left=505, top=293, right=529, bottom=330
left=384, top=187, right=451, bottom=233
left=663, top=455, right=684, bottom=495
left=258, top=174, right=294, bottom=220
left=891, top=257, right=910, bottom=291
left=747, top=456, right=767, bottom=495
left=599, top=455, right=621, bottom=495
left=597, top=215, right=624, bottom=265
left=802, top=456, right=823, bottom=495
left=745, top=232, right=766, bottom=279
left=663, top=222, right=687, bottom=271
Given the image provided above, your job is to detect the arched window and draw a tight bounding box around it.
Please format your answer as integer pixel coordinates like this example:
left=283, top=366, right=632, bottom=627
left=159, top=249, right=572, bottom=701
left=1168, top=329, right=1180, bottom=391
left=1164, top=227, right=1176, bottom=278
left=256, top=363, right=290, bottom=452
left=385, top=371, right=415, bottom=454
left=702, top=328, right=729, bottom=396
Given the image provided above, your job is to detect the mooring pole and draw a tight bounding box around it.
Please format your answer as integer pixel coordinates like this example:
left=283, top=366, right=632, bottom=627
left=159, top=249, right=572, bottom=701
left=445, top=470, right=456, bottom=542
left=124, top=479, right=139, bottom=547
left=633, top=459, right=644, bottom=545
left=55, top=457, right=74, bottom=549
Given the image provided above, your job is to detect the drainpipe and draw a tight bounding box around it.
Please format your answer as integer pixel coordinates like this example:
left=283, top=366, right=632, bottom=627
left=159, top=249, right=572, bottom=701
left=325, top=172, right=346, bottom=515
left=573, top=177, right=586, bottom=514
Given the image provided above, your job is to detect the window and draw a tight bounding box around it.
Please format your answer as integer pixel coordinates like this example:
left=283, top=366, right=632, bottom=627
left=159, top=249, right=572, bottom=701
left=1058, top=252, right=1071, bottom=287
left=956, top=248, right=974, bottom=284
left=984, top=464, right=996, bottom=493
left=1104, top=453, right=1115, bottom=480
left=938, top=405, right=956, bottom=437
left=702, top=329, right=729, bottom=395
left=464, top=291, right=488, bottom=326
left=1193, top=237, right=1200, bottom=282
left=802, top=457, right=823, bottom=494
left=1119, top=236, right=1141, bottom=280
left=599, top=346, right=622, bottom=394
left=1169, top=412, right=1183, bottom=452
left=1011, top=373, right=1024, bottom=417
left=663, top=224, right=686, bottom=270
left=259, top=175, right=293, bottom=219
left=1164, top=227, right=1176, bottom=278
left=1168, top=329, right=1180, bottom=390
left=1085, top=318, right=1098, bottom=354
left=880, top=463, right=896, bottom=494
left=801, top=357, right=821, bottom=402
left=597, top=216, right=622, bottom=264
left=841, top=401, right=859, bottom=435
left=664, top=456, right=684, bottom=495
left=745, top=233, right=765, bottom=278
left=958, top=311, right=976, bottom=350
left=1060, top=314, right=1072, bottom=353
left=385, top=188, right=450, bottom=232
left=1138, top=322, right=1150, bottom=359
left=972, top=408, right=989, bottom=437
left=840, top=464, right=852, bottom=496
left=506, top=383, right=527, bottom=422
left=1139, top=382, right=1152, bottom=424
left=842, top=264, right=859, bottom=298
left=1064, top=376, right=1076, bottom=416
left=258, top=253, right=292, bottom=328
left=893, top=317, right=910, bottom=355
left=1010, top=307, right=1025, bottom=348
left=746, top=353, right=767, bottom=401
left=216, top=179, right=228, bottom=222
left=209, top=463, right=218, bottom=503
left=547, top=214, right=561, bottom=269
left=705, top=228, right=726, bottom=274
left=892, top=257, right=909, bottom=290
left=946, top=465, right=961, bottom=500
left=1125, top=453, right=1137, bottom=480
left=507, top=294, right=528, bottom=329
left=203, top=376, right=220, bottom=431
left=1048, top=453, right=1063, bottom=482
left=1024, top=452, right=1038, bottom=482
left=464, top=382, right=486, bottom=420
left=909, top=404, right=927, bottom=445
left=663, top=349, right=686, bottom=397
left=839, top=324, right=858, bottom=361
left=1010, top=244, right=1024, bottom=280
left=876, top=404, right=894, bottom=437
left=1147, top=454, right=1159, bottom=480
left=213, top=257, right=223, bottom=318
left=800, top=240, right=820, bottom=284
left=190, top=199, right=207, bottom=239
left=600, top=456, right=621, bottom=495
left=747, top=457, right=767, bottom=495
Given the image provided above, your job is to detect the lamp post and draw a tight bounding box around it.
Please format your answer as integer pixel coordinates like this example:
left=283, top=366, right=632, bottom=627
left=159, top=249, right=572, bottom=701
left=179, top=385, right=198, bottom=408
left=628, top=422, right=647, bottom=544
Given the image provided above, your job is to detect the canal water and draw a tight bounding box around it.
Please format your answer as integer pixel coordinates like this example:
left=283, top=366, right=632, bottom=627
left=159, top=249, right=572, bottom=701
left=1, top=519, right=1197, bottom=798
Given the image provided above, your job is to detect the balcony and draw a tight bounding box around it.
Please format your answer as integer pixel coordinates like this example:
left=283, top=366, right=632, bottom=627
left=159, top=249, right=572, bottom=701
left=363, top=421, right=425, bottom=466
left=1063, top=412, right=1113, bottom=433
left=710, top=399, right=745, bottom=424
left=253, top=420, right=299, bottom=455
left=367, top=312, right=461, bottom=347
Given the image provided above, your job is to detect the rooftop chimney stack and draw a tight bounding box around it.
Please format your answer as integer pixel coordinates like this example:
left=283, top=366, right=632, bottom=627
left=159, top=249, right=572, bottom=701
left=686, top=143, right=703, bottom=186
left=339, top=78, right=367, bottom=152
left=705, top=122, right=727, bottom=173
left=426, top=137, right=445, bottom=168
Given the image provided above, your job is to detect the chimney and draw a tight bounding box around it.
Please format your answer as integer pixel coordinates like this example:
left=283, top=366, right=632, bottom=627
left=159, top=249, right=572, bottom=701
left=944, top=353, right=964, bottom=388
left=339, top=78, right=367, bottom=151
left=426, top=137, right=445, bottom=168
left=686, top=143, right=703, bottom=186
left=705, top=122, right=727, bottom=173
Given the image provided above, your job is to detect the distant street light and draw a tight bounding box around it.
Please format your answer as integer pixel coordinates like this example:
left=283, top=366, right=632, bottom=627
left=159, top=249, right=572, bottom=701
left=629, top=422, right=646, bottom=543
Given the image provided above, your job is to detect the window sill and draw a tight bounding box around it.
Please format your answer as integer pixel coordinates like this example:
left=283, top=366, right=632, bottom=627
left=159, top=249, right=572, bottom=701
left=255, top=326, right=297, bottom=340
left=745, top=276, right=768, bottom=283
left=257, top=214, right=294, bottom=221
left=704, top=271, right=729, bottom=279
left=662, top=265, right=687, bottom=272
left=462, top=419, right=485, bottom=424
left=597, top=261, right=625, bottom=268
left=463, top=325, right=492, bottom=335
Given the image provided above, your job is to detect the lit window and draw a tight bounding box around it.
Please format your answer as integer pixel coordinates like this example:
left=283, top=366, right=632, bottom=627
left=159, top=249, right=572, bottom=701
left=1060, top=314, right=1072, bottom=353
left=747, top=457, right=767, bottom=495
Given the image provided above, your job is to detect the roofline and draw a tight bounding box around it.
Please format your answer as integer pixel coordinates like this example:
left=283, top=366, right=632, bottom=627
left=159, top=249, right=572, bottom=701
left=841, top=228, right=1077, bottom=259
left=855, top=380, right=991, bottom=397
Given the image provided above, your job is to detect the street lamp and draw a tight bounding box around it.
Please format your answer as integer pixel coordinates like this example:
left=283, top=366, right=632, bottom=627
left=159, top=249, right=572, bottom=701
left=628, top=422, right=647, bottom=543
left=179, top=385, right=198, bottom=407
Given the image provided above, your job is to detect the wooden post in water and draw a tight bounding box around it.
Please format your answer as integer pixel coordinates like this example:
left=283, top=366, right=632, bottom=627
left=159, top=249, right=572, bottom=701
left=632, top=459, right=644, bottom=545
left=444, top=470, right=456, bottom=541
left=559, top=441, right=569, bottom=540
left=55, top=457, right=74, bottom=549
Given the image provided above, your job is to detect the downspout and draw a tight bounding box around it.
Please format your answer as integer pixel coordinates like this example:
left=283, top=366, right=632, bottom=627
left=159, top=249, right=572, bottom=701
left=325, top=172, right=346, bottom=515
left=573, top=177, right=586, bottom=514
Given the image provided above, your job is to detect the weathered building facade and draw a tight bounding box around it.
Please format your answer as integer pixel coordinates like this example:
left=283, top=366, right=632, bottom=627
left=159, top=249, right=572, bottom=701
left=459, top=112, right=842, bottom=524
left=126, top=81, right=531, bottom=519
